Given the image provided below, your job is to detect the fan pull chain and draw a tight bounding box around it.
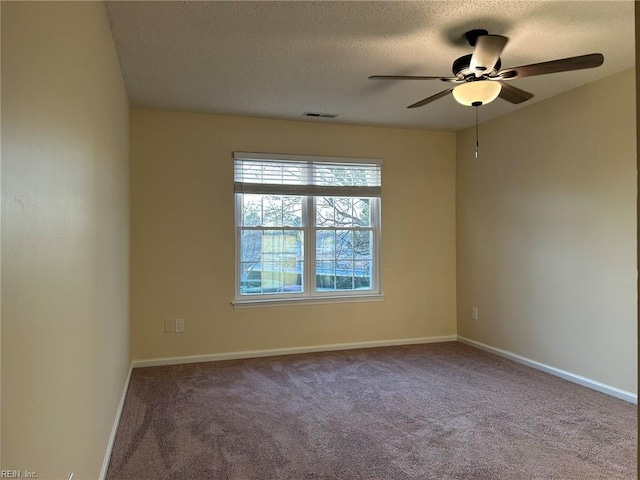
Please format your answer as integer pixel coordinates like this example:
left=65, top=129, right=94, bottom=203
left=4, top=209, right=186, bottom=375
left=475, top=105, right=479, bottom=159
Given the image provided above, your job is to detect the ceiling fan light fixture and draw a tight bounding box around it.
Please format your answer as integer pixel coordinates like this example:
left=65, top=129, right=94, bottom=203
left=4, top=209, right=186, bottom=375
left=452, top=81, right=502, bottom=106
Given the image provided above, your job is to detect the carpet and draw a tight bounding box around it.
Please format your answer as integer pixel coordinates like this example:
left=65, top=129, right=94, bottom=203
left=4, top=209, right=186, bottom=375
left=106, top=342, right=637, bottom=479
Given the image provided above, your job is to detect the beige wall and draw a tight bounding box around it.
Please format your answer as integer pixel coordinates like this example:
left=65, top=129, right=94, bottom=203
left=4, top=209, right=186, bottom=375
left=456, top=69, right=637, bottom=394
left=130, top=109, right=457, bottom=360
left=2, top=2, right=130, bottom=479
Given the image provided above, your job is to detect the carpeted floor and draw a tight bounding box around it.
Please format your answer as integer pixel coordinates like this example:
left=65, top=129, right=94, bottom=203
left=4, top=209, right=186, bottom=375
left=106, top=342, right=637, bottom=479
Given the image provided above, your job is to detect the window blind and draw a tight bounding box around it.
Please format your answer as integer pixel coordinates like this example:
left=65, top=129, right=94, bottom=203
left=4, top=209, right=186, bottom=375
left=233, top=152, right=382, bottom=197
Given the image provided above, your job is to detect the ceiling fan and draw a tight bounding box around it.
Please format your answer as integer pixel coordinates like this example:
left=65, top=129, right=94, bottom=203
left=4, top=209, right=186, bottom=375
left=369, top=29, right=604, bottom=109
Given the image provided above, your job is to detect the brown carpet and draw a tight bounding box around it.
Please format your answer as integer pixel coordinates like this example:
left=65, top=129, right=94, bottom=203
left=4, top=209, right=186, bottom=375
left=106, top=342, right=637, bottom=479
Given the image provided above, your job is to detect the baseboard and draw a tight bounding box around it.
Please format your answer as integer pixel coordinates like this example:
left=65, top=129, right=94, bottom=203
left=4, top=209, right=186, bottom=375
left=99, top=364, right=133, bottom=480
left=132, top=335, right=458, bottom=368
left=458, top=336, right=637, bottom=404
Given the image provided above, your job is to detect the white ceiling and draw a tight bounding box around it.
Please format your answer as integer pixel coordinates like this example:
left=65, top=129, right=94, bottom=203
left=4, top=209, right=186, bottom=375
left=105, top=1, right=635, bottom=132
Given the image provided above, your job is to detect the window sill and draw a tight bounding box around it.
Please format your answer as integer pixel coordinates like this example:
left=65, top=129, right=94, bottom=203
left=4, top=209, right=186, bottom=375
left=232, top=293, right=385, bottom=309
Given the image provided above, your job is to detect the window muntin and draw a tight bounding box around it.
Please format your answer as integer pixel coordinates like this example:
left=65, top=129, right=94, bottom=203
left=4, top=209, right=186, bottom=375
left=234, top=153, right=381, bottom=303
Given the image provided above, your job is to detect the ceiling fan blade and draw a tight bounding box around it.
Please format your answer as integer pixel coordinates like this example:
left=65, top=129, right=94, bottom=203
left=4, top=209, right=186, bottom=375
left=498, top=53, right=604, bottom=79
left=498, top=81, right=534, bottom=104
left=369, top=75, right=454, bottom=81
left=407, top=88, right=453, bottom=109
left=470, top=35, right=508, bottom=77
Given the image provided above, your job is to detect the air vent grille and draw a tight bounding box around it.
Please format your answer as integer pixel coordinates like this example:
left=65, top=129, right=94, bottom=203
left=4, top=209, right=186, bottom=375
left=302, top=112, right=338, bottom=118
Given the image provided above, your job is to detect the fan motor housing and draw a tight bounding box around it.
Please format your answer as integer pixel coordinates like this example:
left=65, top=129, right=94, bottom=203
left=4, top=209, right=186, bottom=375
left=453, top=54, right=501, bottom=78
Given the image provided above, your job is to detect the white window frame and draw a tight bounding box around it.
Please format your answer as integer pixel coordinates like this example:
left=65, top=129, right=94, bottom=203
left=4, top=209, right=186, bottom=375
left=232, top=152, right=383, bottom=308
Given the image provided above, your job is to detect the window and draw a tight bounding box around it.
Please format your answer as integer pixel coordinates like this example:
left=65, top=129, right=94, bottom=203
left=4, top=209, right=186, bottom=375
left=234, top=152, right=382, bottom=306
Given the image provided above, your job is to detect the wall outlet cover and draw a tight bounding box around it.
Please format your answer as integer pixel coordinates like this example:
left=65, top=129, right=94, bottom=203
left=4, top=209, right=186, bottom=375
left=175, top=318, right=185, bottom=333
left=164, top=318, right=175, bottom=333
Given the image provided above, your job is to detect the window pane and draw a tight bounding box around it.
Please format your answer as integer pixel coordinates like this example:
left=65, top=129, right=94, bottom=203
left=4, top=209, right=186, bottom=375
left=283, top=260, right=303, bottom=293
left=261, top=262, right=283, bottom=293
left=240, top=261, right=263, bottom=293
left=333, top=197, right=354, bottom=227
left=316, top=197, right=371, bottom=227
left=354, top=261, right=372, bottom=290
left=335, top=261, right=354, bottom=290
left=263, top=196, right=283, bottom=227
left=242, top=194, right=301, bottom=227
left=353, top=230, right=372, bottom=260
left=241, top=230, right=263, bottom=262
left=239, top=229, right=304, bottom=295
left=242, top=194, right=263, bottom=226
left=352, top=198, right=371, bottom=226
left=316, top=230, right=335, bottom=260
left=315, top=197, right=335, bottom=227
left=316, top=261, right=335, bottom=290
left=281, top=196, right=303, bottom=227
left=335, top=230, right=353, bottom=260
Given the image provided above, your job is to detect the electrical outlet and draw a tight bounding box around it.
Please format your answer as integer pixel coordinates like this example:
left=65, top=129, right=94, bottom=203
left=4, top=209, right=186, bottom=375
left=175, top=318, right=185, bottom=333
left=164, top=318, right=175, bottom=333
left=472, top=307, right=478, bottom=321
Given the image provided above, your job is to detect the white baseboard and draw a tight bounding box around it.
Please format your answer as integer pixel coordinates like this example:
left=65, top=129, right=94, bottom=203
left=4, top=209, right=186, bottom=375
left=131, top=335, right=457, bottom=369
left=99, top=364, right=133, bottom=480
left=458, top=336, right=637, bottom=404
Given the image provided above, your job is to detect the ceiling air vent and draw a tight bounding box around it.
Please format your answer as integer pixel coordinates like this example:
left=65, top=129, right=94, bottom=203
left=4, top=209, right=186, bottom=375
left=302, top=112, right=338, bottom=118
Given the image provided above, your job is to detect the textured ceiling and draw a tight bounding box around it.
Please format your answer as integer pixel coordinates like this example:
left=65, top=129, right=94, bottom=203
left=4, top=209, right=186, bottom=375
left=105, top=1, right=634, bottom=132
